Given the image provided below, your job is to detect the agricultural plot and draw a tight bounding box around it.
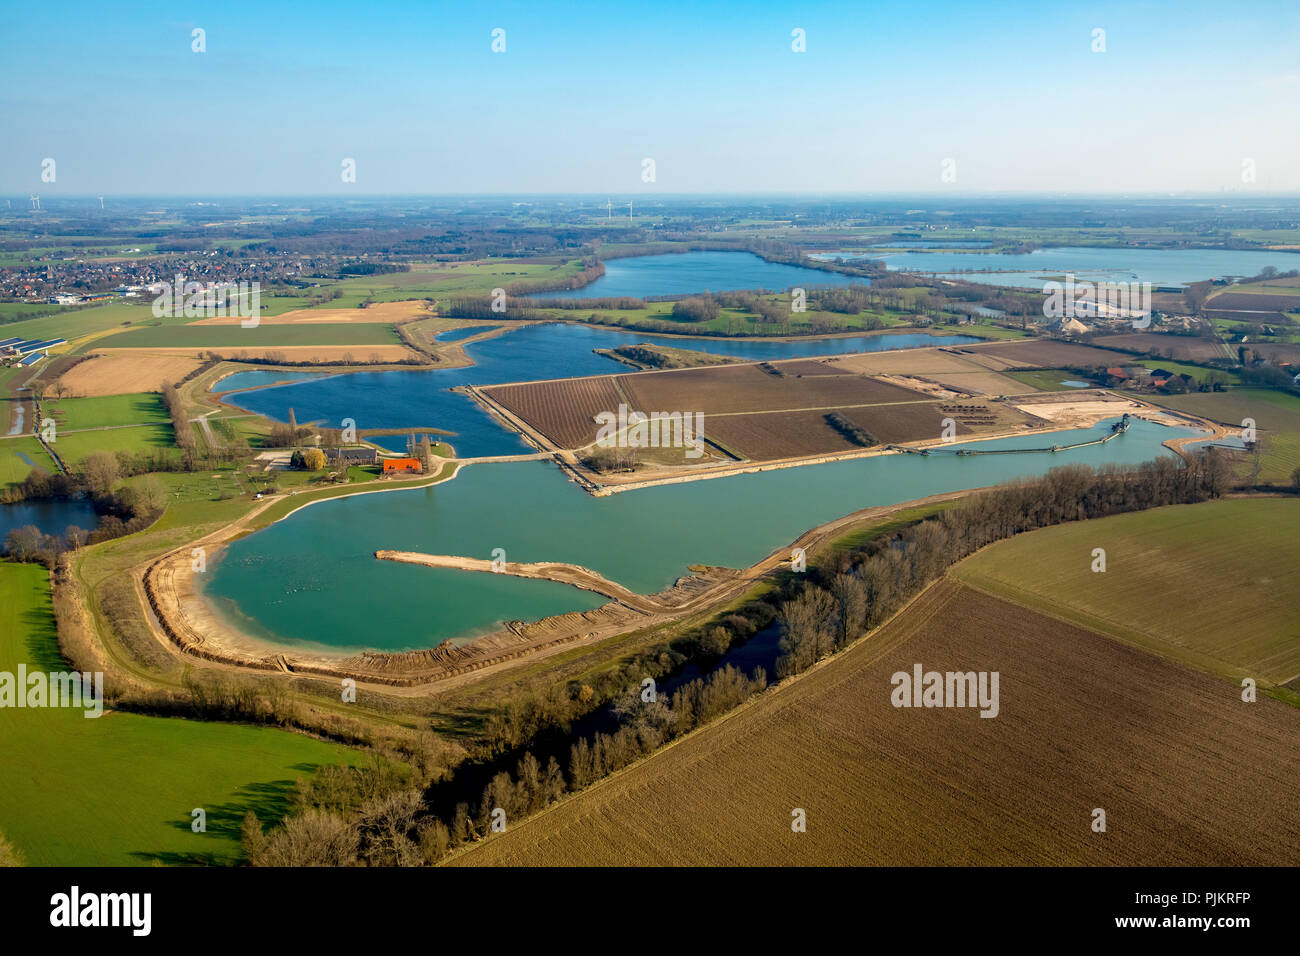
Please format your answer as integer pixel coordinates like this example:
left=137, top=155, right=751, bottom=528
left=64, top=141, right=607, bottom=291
left=0, top=563, right=360, bottom=866
left=0, top=301, right=158, bottom=346
left=58, top=351, right=205, bottom=396
left=704, top=401, right=1026, bottom=460
left=46, top=393, right=169, bottom=431
left=49, top=423, right=177, bottom=466
left=703, top=410, right=859, bottom=459
left=954, top=498, right=1300, bottom=685
left=827, top=349, right=1030, bottom=396
left=843, top=398, right=1027, bottom=442
left=960, top=340, right=1133, bottom=369
left=484, top=375, right=627, bottom=448
left=105, top=323, right=402, bottom=348
left=191, top=299, right=430, bottom=326
left=1205, top=291, right=1300, bottom=312
left=1089, top=332, right=1230, bottom=362
left=452, top=579, right=1300, bottom=866
left=96, top=345, right=419, bottom=363
left=618, top=362, right=927, bottom=416
left=0, top=436, right=57, bottom=487
left=487, top=361, right=1041, bottom=460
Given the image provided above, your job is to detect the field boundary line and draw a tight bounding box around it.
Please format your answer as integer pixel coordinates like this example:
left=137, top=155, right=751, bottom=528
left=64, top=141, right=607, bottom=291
left=949, top=556, right=1293, bottom=698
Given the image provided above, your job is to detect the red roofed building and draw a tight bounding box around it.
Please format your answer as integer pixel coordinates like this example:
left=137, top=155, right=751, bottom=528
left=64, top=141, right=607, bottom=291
left=382, top=457, right=422, bottom=474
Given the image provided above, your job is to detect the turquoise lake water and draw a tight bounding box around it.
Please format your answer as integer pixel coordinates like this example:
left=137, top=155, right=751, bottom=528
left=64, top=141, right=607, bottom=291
left=204, top=418, right=1194, bottom=652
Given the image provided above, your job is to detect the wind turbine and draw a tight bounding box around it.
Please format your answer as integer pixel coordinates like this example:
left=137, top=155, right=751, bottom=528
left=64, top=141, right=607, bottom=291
left=627, top=200, right=633, bottom=222
left=98, top=196, right=104, bottom=210
left=29, top=195, right=39, bottom=211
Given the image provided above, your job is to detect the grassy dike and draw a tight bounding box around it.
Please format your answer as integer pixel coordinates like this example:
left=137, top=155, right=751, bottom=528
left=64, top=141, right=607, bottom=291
left=0, top=561, right=361, bottom=866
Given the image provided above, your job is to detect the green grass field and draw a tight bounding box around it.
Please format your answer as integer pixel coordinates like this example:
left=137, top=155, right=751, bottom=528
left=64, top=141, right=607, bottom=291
left=0, top=436, right=57, bottom=487
left=1142, top=388, right=1300, bottom=484
left=0, top=562, right=360, bottom=865
left=1005, top=369, right=1095, bottom=391
left=49, top=424, right=177, bottom=466
left=953, top=498, right=1300, bottom=690
left=0, top=302, right=159, bottom=347
left=47, top=392, right=169, bottom=431
left=105, top=323, right=402, bottom=348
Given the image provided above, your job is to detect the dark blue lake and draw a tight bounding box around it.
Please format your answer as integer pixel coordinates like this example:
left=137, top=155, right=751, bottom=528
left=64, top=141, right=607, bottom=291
left=0, top=499, right=98, bottom=544
left=528, top=251, right=860, bottom=299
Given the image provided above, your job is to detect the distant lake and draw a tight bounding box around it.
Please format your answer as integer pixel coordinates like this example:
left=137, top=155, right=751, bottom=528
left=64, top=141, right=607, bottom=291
left=0, top=499, right=97, bottom=543
left=527, top=251, right=860, bottom=300
left=878, top=246, right=1300, bottom=289
left=870, top=240, right=993, bottom=249
left=225, top=322, right=980, bottom=457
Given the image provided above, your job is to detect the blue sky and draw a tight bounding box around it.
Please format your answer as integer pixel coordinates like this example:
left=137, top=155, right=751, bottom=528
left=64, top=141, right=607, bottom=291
left=2, top=0, right=1298, bottom=194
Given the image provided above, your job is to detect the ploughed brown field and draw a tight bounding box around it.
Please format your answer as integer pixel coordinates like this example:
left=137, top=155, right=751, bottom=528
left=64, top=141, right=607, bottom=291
left=1205, top=291, right=1300, bottom=312
left=619, top=362, right=926, bottom=416
left=960, top=340, right=1134, bottom=369
left=450, top=580, right=1300, bottom=866
left=827, top=349, right=1030, bottom=397
left=1090, top=333, right=1229, bottom=362
left=58, top=351, right=206, bottom=396
left=485, top=361, right=1041, bottom=459
left=704, top=400, right=1028, bottom=459
left=485, top=374, right=626, bottom=448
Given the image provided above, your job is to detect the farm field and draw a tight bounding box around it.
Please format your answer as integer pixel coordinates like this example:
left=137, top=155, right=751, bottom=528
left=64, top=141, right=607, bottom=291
left=703, top=399, right=1029, bottom=460
left=0, top=302, right=158, bottom=347
left=1004, top=368, right=1093, bottom=391
left=485, top=361, right=1045, bottom=459
left=702, top=409, right=860, bottom=459
left=484, top=375, right=625, bottom=448
left=104, top=323, right=402, bottom=348
left=826, top=348, right=1030, bottom=396
left=49, top=423, right=177, bottom=466
left=1141, top=388, right=1300, bottom=483
left=1204, top=291, right=1300, bottom=312
left=95, top=344, right=419, bottom=363
left=960, top=339, right=1134, bottom=369
left=59, top=351, right=206, bottom=396
left=1090, top=332, right=1231, bottom=362
left=451, top=578, right=1300, bottom=866
left=46, top=392, right=169, bottom=431
left=0, top=436, right=56, bottom=487
left=0, top=562, right=360, bottom=866
left=954, top=498, right=1300, bottom=687
left=191, top=299, right=430, bottom=326
left=618, top=361, right=927, bottom=415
